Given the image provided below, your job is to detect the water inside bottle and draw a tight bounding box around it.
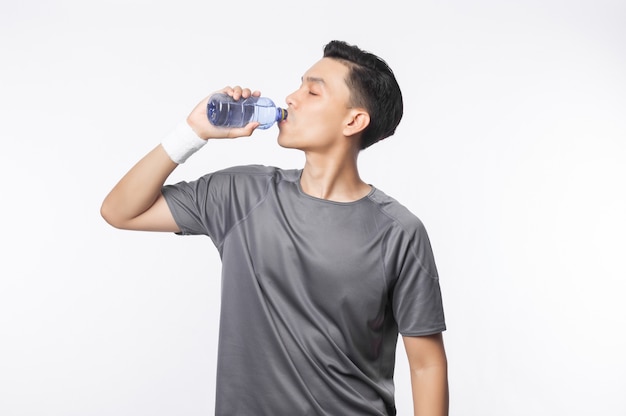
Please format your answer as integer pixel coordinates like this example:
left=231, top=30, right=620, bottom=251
left=208, top=95, right=285, bottom=129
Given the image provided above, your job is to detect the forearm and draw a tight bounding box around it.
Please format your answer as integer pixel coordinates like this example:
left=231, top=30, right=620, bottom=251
left=100, top=144, right=177, bottom=228
left=410, top=363, right=449, bottom=416
left=403, top=334, right=449, bottom=416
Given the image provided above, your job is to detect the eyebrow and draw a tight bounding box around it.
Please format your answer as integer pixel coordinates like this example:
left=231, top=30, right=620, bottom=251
left=302, top=76, right=326, bottom=85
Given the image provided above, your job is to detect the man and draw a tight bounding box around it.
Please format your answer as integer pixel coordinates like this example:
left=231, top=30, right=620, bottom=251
left=101, top=40, right=448, bottom=415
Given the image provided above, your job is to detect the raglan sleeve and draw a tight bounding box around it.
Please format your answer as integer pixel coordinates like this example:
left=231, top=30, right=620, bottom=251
left=160, top=168, right=269, bottom=247
left=390, top=218, right=446, bottom=336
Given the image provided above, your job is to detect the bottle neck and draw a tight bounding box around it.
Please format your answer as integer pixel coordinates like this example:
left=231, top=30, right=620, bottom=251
left=276, top=107, right=288, bottom=122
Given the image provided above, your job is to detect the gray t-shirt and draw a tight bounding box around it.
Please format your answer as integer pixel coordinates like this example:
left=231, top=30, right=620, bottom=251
left=162, top=165, right=445, bottom=416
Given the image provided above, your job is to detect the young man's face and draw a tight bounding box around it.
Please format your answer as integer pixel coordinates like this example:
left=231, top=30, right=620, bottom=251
left=277, top=57, right=354, bottom=152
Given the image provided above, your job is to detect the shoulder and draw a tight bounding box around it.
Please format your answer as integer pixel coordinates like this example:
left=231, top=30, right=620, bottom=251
left=217, top=164, right=278, bottom=176
left=164, top=165, right=293, bottom=200
left=367, top=188, right=427, bottom=235
left=187, top=165, right=301, bottom=200
left=214, top=165, right=300, bottom=182
left=369, top=188, right=439, bottom=279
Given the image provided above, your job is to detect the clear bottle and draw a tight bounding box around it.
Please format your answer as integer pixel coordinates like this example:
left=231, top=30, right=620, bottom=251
left=206, top=93, right=287, bottom=130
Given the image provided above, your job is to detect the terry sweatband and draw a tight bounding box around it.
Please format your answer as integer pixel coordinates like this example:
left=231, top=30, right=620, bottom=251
left=161, top=120, right=207, bottom=164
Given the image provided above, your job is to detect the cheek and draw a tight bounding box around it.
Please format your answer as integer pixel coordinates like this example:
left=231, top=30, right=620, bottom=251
left=300, top=119, right=336, bottom=144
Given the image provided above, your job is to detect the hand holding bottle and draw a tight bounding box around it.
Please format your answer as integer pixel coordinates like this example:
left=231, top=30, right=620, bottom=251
left=186, top=86, right=262, bottom=140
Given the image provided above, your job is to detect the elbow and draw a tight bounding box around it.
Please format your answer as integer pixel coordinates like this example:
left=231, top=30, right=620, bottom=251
left=100, top=199, right=126, bottom=229
left=100, top=201, right=117, bottom=228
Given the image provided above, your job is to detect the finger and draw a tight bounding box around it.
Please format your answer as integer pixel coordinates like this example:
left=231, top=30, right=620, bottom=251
left=218, top=86, right=233, bottom=96
left=227, top=122, right=259, bottom=138
left=231, top=86, right=243, bottom=100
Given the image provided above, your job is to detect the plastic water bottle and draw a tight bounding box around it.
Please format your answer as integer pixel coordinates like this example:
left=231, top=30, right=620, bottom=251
left=207, top=93, right=287, bottom=130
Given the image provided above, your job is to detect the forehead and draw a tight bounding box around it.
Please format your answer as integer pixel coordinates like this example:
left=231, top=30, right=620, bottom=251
left=302, top=57, right=350, bottom=92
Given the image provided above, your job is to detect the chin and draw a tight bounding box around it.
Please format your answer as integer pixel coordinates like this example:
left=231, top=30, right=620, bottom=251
left=277, top=132, right=298, bottom=149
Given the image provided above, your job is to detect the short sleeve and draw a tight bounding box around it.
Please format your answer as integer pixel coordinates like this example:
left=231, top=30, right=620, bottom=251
left=161, top=166, right=272, bottom=247
left=389, top=219, right=446, bottom=336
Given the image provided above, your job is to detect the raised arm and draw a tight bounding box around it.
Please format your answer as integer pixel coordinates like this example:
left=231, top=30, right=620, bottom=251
left=403, top=333, right=449, bottom=416
left=100, top=86, right=260, bottom=232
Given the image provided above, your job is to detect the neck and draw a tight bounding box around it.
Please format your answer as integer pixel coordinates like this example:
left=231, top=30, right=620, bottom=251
left=300, top=147, right=371, bottom=202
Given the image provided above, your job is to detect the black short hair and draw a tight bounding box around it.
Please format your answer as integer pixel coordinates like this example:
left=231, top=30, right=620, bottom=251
left=323, top=40, right=403, bottom=150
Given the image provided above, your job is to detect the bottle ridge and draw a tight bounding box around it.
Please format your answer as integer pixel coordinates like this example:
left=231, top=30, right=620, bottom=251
left=207, top=93, right=287, bottom=130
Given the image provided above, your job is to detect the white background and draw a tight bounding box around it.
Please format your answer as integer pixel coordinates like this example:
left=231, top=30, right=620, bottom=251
left=1, top=1, right=625, bottom=415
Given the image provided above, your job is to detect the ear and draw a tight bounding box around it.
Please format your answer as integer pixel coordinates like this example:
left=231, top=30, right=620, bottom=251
left=343, top=109, right=370, bottom=138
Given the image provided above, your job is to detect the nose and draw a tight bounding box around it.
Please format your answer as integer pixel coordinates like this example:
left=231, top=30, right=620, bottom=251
left=285, top=90, right=297, bottom=109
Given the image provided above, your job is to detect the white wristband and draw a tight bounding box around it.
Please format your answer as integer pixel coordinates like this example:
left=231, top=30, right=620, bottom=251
left=161, top=121, right=207, bottom=164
